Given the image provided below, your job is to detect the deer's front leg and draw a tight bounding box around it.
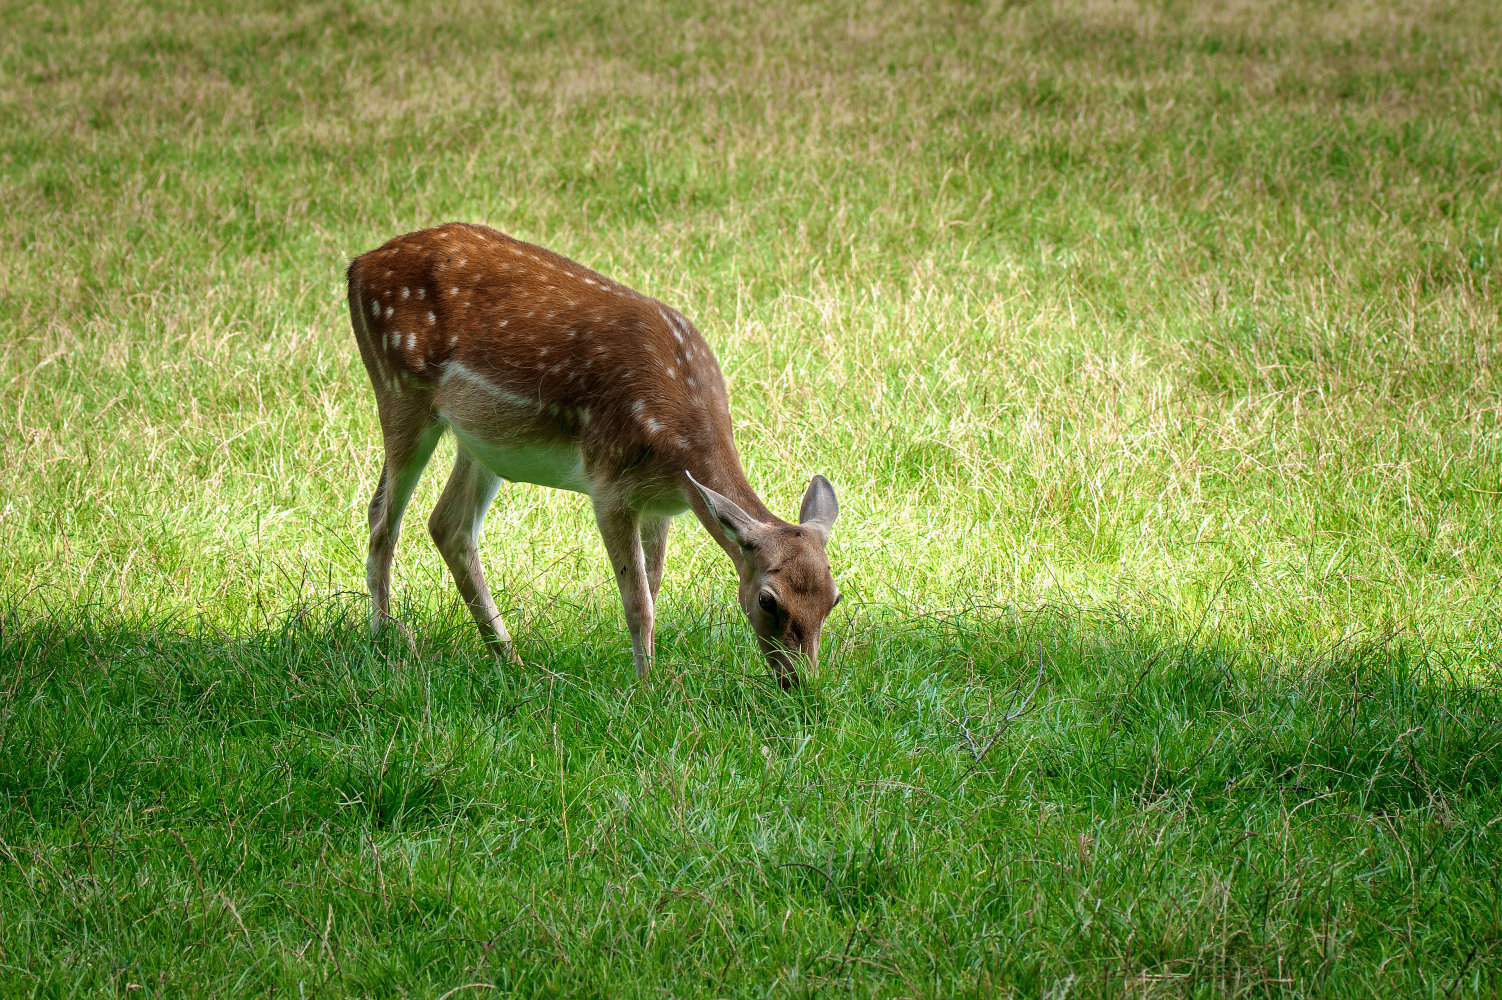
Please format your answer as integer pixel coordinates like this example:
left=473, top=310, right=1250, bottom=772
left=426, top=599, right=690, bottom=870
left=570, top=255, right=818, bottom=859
left=640, top=515, right=672, bottom=605
left=593, top=498, right=653, bottom=678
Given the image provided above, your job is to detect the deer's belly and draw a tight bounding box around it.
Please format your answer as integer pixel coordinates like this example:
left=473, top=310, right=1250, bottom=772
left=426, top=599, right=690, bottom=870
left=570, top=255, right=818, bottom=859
left=449, top=424, right=592, bottom=494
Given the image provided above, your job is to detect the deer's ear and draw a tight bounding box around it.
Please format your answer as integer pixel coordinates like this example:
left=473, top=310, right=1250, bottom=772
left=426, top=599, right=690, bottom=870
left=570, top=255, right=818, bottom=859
left=798, top=474, right=838, bottom=542
left=686, top=471, right=762, bottom=549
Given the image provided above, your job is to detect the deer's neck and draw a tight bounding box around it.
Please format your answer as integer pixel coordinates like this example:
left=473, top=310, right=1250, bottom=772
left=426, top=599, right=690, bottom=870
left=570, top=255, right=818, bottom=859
left=680, top=439, right=777, bottom=568
left=684, top=440, right=774, bottom=521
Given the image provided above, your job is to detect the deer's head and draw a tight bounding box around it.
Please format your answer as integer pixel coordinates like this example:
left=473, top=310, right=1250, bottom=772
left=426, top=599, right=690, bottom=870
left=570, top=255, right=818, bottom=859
left=688, top=474, right=840, bottom=688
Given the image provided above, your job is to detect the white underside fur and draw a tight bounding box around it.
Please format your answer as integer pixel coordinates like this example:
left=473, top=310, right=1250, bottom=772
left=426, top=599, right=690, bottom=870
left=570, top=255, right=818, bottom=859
left=446, top=421, right=593, bottom=494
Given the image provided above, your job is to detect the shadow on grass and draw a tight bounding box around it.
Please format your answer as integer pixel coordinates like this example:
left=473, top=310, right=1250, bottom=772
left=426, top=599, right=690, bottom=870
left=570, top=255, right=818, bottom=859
left=1, top=596, right=1499, bottom=996
left=2, top=593, right=1496, bottom=829
left=0, top=593, right=824, bottom=833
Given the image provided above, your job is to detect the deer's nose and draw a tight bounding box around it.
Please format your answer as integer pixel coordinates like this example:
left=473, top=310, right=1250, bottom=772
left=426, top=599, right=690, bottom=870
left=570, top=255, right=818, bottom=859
left=764, top=639, right=818, bottom=690
left=754, top=635, right=796, bottom=689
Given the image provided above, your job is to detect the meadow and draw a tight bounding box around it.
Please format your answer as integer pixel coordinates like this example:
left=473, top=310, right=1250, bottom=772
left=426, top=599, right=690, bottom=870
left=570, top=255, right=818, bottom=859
left=2, top=0, right=1500, bottom=995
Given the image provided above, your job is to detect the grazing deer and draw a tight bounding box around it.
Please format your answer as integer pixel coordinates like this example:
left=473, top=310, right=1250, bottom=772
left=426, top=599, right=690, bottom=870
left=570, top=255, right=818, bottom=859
left=346, top=223, right=840, bottom=687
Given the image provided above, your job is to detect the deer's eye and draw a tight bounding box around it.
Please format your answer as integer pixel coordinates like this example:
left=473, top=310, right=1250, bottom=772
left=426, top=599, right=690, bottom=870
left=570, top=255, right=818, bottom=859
left=758, top=590, right=779, bottom=615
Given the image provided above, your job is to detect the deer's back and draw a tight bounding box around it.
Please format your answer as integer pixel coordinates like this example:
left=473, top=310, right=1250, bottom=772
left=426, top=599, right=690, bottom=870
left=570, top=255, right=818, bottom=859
left=348, top=223, right=735, bottom=502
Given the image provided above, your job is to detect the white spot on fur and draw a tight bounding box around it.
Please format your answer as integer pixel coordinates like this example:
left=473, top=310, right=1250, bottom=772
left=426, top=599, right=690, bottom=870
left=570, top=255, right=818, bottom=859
left=389, top=331, right=401, bottom=349
left=686, top=377, right=697, bottom=389
left=456, top=258, right=467, bottom=267
left=417, top=287, right=426, bottom=299
left=406, top=332, right=416, bottom=351
left=665, top=367, right=675, bottom=378
left=450, top=287, right=459, bottom=296
left=631, top=399, right=644, bottom=415
left=449, top=334, right=458, bottom=346
left=499, top=319, right=509, bottom=327
left=385, top=306, right=393, bottom=319
left=645, top=418, right=663, bottom=434
left=539, top=347, right=548, bottom=356
left=427, top=311, right=436, bottom=324
left=370, top=300, right=380, bottom=317
left=401, top=287, right=410, bottom=299
left=674, top=435, right=689, bottom=449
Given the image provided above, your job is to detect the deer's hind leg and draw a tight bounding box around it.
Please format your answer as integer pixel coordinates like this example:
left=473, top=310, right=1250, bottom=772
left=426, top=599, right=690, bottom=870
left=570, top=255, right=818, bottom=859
left=366, top=411, right=444, bottom=638
left=428, top=444, right=522, bottom=666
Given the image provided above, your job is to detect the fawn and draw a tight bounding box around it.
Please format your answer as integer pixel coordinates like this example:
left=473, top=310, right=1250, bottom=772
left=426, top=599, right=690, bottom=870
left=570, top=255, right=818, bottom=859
left=347, top=223, right=840, bottom=687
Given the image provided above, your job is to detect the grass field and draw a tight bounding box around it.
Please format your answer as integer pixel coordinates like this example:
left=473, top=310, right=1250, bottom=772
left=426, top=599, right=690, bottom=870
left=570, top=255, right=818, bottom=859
left=3, top=0, right=1501, bottom=995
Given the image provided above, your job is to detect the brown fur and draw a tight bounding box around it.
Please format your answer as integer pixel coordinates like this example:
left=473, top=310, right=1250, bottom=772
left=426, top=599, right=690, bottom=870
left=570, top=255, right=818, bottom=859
left=347, top=223, right=839, bottom=686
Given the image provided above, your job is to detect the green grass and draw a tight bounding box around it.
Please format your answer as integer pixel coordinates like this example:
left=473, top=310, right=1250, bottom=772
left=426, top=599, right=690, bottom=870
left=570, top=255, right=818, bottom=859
left=2, top=0, right=1500, bottom=995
